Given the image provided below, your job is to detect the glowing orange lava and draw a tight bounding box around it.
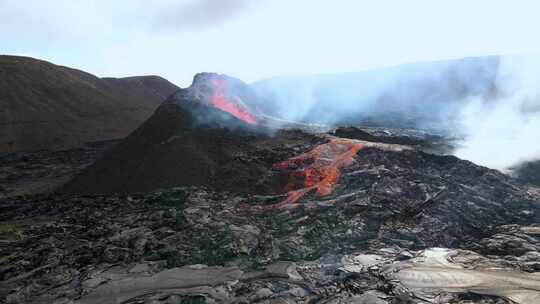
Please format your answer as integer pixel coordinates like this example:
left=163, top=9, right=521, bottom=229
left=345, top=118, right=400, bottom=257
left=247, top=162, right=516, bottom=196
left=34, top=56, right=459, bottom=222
left=265, top=138, right=364, bottom=209
left=210, top=79, right=258, bottom=125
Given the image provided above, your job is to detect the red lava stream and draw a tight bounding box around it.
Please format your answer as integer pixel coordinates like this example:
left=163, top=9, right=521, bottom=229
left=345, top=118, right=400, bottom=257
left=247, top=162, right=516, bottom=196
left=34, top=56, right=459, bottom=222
left=259, top=138, right=364, bottom=210
left=207, top=79, right=363, bottom=210
left=210, top=79, right=258, bottom=125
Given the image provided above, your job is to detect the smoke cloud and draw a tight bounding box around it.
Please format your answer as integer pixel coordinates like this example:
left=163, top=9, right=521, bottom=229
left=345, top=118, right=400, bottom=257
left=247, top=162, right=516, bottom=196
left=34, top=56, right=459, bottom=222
left=252, top=57, right=498, bottom=130
left=252, top=55, right=540, bottom=171
left=454, top=56, right=540, bottom=170
left=0, top=0, right=262, bottom=44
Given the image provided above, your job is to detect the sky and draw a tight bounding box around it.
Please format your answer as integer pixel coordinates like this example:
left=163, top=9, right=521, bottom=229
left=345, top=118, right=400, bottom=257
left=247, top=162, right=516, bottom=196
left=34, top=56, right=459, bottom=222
left=2, top=0, right=540, bottom=86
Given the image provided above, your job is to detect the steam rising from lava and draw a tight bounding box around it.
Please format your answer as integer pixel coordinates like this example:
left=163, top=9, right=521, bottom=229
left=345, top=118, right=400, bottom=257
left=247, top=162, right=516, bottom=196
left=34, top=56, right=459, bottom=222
left=186, top=56, right=540, bottom=172
left=454, top=56, right=540, bottom=170
left=251, top=55, right=540, bottom=171
left=252, top=57, right=499, bottom=130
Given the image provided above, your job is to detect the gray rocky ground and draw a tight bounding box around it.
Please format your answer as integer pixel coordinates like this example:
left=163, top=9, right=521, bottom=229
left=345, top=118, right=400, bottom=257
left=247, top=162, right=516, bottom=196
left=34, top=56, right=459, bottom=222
left=1, top=136, right=539, bottom=303
left=0, top=141, right=116, bottom=199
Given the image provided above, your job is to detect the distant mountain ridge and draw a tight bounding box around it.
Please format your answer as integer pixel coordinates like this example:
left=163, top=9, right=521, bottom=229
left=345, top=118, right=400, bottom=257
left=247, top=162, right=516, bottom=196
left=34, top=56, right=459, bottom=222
left=0, top=55, right=179, bottom=152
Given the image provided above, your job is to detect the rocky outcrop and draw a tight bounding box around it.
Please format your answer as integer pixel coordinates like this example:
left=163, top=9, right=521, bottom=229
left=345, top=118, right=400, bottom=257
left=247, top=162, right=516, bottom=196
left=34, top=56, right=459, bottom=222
left=512, top=159, right=540, bottom=187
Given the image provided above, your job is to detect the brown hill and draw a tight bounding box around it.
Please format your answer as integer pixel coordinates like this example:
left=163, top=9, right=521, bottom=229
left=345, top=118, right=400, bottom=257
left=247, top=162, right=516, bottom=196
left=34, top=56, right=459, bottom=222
left=0, top=55, right=179, bottom=152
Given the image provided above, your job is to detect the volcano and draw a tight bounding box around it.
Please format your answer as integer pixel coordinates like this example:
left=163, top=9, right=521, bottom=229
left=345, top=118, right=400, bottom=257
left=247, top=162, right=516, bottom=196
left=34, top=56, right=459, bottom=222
left=165, top=73, right=264, bottom=127
left=6, top=110, right=540, bottom=304
left=62, top=73, right=321, bottom=194
left=5, top=67, right=540, bottom=304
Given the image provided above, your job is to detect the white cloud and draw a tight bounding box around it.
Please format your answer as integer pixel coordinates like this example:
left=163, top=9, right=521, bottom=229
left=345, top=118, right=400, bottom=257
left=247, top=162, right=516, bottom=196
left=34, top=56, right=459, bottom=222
left=148, top=0, right=259, bottom=31
left=3, top=0, right=540, bottom=86
left=0, top=0, right=113, bottom=44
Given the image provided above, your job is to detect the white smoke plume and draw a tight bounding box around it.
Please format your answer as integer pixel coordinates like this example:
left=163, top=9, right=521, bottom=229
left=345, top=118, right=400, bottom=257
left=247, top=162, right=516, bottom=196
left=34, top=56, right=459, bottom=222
left=252, top=57, right=498, bottom=134
left=253, top=55, right=540, bottom=171
left=454, top=56, right=540, bottom=170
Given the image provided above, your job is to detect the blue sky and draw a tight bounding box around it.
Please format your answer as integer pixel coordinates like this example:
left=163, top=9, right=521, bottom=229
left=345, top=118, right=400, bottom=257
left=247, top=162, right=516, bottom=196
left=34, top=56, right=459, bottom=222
left=3, top=0, right=540, bottom=86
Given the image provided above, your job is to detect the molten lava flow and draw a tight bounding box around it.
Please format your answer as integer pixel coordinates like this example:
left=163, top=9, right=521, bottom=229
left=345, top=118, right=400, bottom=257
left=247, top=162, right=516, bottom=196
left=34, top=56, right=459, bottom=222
left=210, top=79, right=258, bottom=125
left=266, top=138, right=364, bottom=209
